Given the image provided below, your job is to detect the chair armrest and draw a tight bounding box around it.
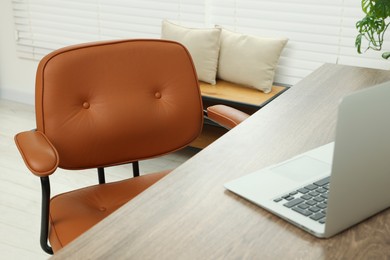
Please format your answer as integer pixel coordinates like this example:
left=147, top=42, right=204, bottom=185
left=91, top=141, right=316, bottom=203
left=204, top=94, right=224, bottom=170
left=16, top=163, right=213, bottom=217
left=206, top=105, right=250, bottom=130
left=15, top=131, right=59, bottom=177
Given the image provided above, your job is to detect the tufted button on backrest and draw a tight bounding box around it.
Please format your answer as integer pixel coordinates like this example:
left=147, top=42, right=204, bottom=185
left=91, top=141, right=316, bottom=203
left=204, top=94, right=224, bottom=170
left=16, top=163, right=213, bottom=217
left=35, top=39, right=203, bottom=169
left=82, top=102, right=90, bottom=109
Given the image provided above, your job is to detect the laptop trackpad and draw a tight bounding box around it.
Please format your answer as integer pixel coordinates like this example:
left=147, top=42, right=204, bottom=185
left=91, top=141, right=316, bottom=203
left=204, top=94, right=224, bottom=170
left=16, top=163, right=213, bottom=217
left=270, top=156, right=331, bottom=182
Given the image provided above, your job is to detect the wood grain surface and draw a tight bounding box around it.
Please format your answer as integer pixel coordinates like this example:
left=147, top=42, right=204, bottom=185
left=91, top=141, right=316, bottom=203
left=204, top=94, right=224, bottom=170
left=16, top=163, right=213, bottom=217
left=51, top=64, right=390, bottom=259
left=200, top=80, right=287, bottom=107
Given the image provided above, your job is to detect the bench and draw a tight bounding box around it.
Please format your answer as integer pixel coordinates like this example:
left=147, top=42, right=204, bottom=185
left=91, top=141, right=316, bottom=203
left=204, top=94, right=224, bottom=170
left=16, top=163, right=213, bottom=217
left=159, top=22, right=291, bottom=148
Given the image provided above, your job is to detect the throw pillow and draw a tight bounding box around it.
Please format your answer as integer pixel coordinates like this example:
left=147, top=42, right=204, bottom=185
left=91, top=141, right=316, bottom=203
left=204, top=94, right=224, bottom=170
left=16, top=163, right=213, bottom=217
left=161, top=20, right=221, bottom=85
left=217, top=28, right=288, bottom=93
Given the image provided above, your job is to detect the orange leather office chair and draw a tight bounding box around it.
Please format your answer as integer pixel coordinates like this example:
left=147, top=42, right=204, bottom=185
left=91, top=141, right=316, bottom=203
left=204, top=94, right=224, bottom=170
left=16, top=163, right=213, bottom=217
left=15, top=39, right=248, bottom=254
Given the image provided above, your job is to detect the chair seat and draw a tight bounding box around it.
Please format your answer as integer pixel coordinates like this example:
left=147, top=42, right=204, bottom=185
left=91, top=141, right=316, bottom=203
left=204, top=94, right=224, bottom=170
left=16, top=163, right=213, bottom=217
left=49, top=170, right=170, bottom=252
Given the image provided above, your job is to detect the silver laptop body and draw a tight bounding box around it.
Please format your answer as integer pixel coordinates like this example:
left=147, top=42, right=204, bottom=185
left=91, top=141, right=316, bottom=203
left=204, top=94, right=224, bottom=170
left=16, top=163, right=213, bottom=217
left=224, top=82, right=390, bottom=238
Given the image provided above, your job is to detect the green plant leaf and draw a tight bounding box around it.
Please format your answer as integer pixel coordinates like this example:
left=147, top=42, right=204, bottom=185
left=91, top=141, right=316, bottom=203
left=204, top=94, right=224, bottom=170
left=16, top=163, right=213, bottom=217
left=356, top=34, right=363, bottom=54
left=374, top=0, right=390, bottom=18
left=361, top=0, right=373, bottom=14
left=357, top=0, right=390, bottom=59
left=382, top=51, right=390, bottom=59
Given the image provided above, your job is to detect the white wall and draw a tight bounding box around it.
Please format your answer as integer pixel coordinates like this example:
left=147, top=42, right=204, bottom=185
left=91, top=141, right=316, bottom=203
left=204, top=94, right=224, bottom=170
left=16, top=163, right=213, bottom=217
left=0, top=0, right=38, bottom=104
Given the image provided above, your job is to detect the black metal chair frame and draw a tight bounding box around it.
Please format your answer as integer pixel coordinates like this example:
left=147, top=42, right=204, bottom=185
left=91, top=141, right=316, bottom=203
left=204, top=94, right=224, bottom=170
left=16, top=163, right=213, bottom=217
left=39, top=161, right=139, bottom=254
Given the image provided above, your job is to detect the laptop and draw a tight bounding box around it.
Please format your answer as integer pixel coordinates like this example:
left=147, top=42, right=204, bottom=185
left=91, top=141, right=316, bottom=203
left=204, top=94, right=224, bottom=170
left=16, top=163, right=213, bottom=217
left=224, top=81, right=390, bottom=238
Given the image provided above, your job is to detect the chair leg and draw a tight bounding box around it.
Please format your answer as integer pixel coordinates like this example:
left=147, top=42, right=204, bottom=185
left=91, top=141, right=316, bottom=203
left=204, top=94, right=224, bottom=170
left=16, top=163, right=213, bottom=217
left=40, top=177, right=53, bottom=255
left=98, top=164, right=139, bottom=182
left=132, top=161, right=140, bottom=177
left=97, top=167, right=106, bottom=184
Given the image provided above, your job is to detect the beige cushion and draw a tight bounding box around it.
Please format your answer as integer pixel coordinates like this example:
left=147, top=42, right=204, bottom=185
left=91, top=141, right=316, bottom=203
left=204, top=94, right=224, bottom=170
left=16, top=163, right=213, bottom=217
left=161, top=20, right=221, bottom=85
left=217, top=28, right=288, bottom=93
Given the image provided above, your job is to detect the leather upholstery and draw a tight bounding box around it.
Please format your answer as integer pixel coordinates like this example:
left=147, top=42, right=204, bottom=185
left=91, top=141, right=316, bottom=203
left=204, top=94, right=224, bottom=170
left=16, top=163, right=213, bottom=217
left=35, top=39, right=203, bottom=170
left=14, top=130, right=59, bottom=176
left=207, top=105, right=250, bottom=129
left=14, top=39, right=248, bottom=254
left=14, top=39, right=205, bottom=253
left=49, top=170, right=170, bottom=252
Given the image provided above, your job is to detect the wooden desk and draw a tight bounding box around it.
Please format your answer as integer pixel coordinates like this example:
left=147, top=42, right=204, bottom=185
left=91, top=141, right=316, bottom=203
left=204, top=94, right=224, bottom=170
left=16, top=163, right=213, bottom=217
left=51, top=64, right=390, bottom=259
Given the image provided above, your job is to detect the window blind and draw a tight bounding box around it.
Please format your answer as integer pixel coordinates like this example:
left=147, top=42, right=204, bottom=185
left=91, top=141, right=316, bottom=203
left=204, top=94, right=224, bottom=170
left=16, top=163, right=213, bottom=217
left=11, top=0, right=206, bottom=60
left=98, top=0, right=178, bottom=39
left=12, top=0, right=390, bottom=85
left=12, top=0, right=100, bottom=59
left=211, top=0, right=346, bottom=85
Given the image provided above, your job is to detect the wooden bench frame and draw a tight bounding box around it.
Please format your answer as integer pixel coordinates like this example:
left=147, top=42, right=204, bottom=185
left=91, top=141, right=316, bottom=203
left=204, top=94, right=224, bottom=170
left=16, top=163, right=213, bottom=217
left=190, top=80, right=290, bottom=149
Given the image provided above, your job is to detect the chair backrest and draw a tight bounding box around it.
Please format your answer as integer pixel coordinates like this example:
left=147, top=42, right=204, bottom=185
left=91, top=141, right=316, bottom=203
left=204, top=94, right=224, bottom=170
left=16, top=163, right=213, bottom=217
left=34, top=39, right=203, bottom=170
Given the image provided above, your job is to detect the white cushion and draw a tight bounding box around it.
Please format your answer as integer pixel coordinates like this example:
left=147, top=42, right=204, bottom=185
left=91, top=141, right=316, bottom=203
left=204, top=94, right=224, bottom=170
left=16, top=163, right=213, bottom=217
left=217, top=28, right=288, bottom=93
left=161, top=20, right=221, bottom=85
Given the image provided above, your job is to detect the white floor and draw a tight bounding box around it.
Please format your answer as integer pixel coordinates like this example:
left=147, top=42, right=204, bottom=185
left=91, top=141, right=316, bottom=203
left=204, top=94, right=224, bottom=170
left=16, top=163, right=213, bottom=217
left=0, top=99, right=198, bottom=259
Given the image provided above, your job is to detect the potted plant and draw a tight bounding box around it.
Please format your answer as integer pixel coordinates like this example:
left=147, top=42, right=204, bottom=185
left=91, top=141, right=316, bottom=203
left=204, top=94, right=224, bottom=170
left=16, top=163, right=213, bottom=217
left=355, top=0, right=390, bottom=59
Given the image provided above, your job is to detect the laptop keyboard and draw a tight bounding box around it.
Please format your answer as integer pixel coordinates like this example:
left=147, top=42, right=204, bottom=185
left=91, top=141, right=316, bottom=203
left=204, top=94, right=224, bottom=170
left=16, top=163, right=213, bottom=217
left=273, top=176, right=330, bottom=224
